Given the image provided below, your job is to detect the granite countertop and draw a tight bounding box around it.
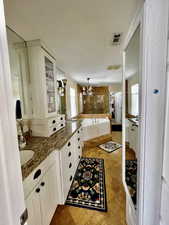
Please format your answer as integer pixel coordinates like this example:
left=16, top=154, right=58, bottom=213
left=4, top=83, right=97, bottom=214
left=128, top=118, right=139, bottom=126
left=21, top=120, right=81, bottom=180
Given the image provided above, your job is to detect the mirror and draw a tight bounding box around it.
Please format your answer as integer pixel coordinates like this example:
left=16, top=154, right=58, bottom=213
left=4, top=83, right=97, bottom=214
left=124, top=26, right=140, bottom=209
left=6, top=27, right=31, bottom=119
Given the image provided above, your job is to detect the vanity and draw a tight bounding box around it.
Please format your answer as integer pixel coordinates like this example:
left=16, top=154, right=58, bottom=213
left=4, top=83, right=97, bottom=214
left=125, top=118, right=138, bottom=158
left=22, top=121, right=83, bottom=225
left=6, top=27, right=85, bottom=225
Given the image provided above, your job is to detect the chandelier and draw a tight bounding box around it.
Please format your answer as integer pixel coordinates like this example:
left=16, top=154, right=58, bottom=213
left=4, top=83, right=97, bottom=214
left=82, top=78, right=93, bottom=96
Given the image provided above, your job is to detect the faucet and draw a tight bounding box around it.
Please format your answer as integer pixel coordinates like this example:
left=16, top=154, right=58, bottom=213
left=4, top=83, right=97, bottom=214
left=17, top=119, right=26, bottom=149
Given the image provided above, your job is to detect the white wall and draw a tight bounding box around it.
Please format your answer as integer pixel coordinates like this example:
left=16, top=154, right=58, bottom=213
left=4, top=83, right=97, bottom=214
left=127, top=74, right=139, bottom=115
left=109, top=83, right=122, bottom=93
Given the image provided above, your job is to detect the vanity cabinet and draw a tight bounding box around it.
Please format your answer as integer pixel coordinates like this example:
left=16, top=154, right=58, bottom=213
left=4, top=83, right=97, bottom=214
left=24, top=126, right=83, bottom=225
left=27, top=40, right=57, bottom=119
left=126, top=195, right=136, bottom=225
left=26, top=163, right=58, bottom=225
left=24, top=153, right=59, bottom=225
left=60, top=127, right=83, bottom=203
left=30, top=114, right=66, bottom=137
left=128, top=120, right=138, bottom=158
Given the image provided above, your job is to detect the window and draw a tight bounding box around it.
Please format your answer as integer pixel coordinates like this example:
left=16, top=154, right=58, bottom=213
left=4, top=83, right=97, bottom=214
left=70, top=87, right=77, bottom=118
left=131, top=83, right=139, bottom=116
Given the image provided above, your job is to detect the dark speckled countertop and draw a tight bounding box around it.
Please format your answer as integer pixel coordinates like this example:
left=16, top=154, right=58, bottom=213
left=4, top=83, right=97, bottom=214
left=21, top=121, right=81, bottom=180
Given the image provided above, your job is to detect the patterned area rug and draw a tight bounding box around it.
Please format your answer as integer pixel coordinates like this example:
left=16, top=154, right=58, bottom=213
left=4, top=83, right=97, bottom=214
left=66, top=157, right=107, bottom=212
left=99, top=141, right=122, bottom=153
left=125, top=160, right=137, bottom=207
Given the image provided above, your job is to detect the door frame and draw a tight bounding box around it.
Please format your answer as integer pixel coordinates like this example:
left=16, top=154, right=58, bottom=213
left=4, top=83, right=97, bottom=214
left=122, top=1, right=169, bottom=225
left=0, top=0, right=25, bottom=224
left=122, top=4, right=143, bottom=224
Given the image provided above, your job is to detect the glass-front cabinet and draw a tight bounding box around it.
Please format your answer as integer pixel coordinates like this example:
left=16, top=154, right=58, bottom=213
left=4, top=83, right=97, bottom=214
left=27, top=40, right=57, bottom=119
left=45, top=56, right=56, bottom=113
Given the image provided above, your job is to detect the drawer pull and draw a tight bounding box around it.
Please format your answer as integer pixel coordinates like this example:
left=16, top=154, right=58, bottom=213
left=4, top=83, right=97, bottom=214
left=41, top=182, right=45, bottom=187
left=68, top=152, right=71, bottom=157
left=69, top=163, right=72, bottom=168
left=79, top=155, right=81, bottom=159
left=78, top=130, right=80, bottom=134
left=68, top=142, right=71, bottom=147
left=35, top=188, right=40, bottom=193
left=78, top=138, right=80, bottom=141
left=60, top=117, right=63, bottom=120
left=52, top=120, right=56, bottom=124
left=53, top=127, right=56, bottom=132
left=78, top=146, right=80, bottom=149
left=69, top=176, right=73, bottom=181
left=33, top=169, right=41, bottom=180
left=61, top=124, right=64, bottom=127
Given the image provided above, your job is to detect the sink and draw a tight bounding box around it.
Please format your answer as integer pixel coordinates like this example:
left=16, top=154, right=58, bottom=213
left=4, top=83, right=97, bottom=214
left=20, top=150, right=34, bottom=166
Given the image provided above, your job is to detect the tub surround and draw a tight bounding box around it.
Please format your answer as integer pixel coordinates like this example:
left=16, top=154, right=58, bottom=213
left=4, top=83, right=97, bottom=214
left=21, top=120, right=81, bottom=180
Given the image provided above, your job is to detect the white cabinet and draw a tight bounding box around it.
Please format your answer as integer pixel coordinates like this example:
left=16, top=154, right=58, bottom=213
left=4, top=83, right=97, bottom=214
left=26, top=163, right=58, bottom=225
left=27, top=40, right=57, bottom=119
left=26, top=189, right=42, bottom=225
left=24, top=126, right=83, bottom=225
left=126, top=194, right=136, bottom=225
left=128, top=120, right=138, bottom=158
left=30, top=114, right=66, bottom=137
left=59, top=127, right=83, bottom=203
left=40, top=163, right=58, bottom=225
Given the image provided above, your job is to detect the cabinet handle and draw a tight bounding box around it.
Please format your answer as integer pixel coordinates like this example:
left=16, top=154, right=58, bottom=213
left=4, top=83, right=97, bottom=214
left=36, top=188, right=40, bottom=193
left=78, top=130, right=80, bottom=134
left=78, top=138, right=80, bottom=141
left=79, top=155, right=81, bottom=159
left=68, top=142, right=71, bottom=147
left=53, top=127, right=56, bottom=131
left=69, top=163, right=72, bottom=168
left=60, top=117, right=63, bottom=120
left=61, top=124, right=64, bottom=127
left=78, top=146, right=80, bottom=149
left=33, top=169, right=41, bottom=180
left=52, top=120, right=56, bottom=124
left=68, top=152, right=71, bottom=157
left=69, top=176, right=73, bottom=181
left=41, top=182, right=45, bottom=187
left=131, top=129, right=134, bottom=131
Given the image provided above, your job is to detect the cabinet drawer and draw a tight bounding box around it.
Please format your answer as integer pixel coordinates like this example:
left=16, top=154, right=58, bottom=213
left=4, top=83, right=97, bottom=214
left=57, top=115, right=65, bottom=122
left=23, top=151, right=57, bottom=199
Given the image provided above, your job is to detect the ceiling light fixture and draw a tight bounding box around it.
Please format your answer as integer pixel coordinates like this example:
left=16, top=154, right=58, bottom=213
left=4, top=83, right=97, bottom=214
left=82, top=78, right=93, bottom=96
left=57, top=80, right=65, bottom=96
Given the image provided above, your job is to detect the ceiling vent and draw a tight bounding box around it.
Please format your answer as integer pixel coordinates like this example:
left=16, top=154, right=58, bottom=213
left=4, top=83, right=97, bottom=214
left=112, top=33, right=122, bottom=45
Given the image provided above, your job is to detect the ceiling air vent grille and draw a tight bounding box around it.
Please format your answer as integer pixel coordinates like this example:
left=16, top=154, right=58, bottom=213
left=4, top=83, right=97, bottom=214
left=112, top=33, right=122, bottom=45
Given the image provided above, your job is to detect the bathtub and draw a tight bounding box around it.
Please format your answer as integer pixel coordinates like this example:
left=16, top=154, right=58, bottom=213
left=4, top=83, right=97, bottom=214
left=81, top=118, right=111, bottom=141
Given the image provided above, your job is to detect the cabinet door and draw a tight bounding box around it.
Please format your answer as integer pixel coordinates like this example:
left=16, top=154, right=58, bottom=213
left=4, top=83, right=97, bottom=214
left=26, top=187, right=42, bottom=225
left=40, top=163, right=58, bottom=225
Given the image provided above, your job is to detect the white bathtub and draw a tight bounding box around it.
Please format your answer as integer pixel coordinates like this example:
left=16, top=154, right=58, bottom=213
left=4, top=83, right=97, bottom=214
left=81, top=118, right=111, bottom=141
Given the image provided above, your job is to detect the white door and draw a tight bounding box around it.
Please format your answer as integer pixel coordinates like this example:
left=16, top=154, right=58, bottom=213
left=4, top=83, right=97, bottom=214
left=26, top=189, right=42, bottom=225
left=160, top=36, right=169, bottom=224
left=40, top=163, right=58, bottom=225
left=0, top=1, right=26, bottom=224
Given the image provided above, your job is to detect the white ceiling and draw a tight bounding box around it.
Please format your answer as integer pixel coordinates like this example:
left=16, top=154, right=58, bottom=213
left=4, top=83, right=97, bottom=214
left=4, top=0, right=142, bottom=85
